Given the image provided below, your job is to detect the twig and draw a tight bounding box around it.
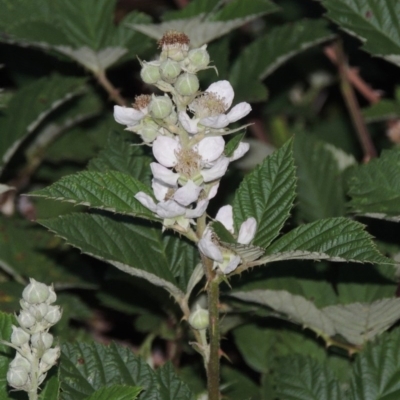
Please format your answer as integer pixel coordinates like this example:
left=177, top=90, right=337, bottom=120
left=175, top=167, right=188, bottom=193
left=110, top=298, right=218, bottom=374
left=332, top=41, right=377, bottom=162
left=95, top=70, right=128, bottom=106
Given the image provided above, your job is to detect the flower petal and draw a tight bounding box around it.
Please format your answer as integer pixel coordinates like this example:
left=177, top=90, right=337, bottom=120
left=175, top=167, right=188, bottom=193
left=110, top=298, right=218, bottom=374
left=152, top=136, right=180, bottom=167
left=215, top=205, right=234, bottom=233
left=178, top=111, right=199, bottom=134
left=114, top=106, right=144, bottom=126
left=152, top=179, right=169, bottom=202
left=134, top=192, right=157, bottom=213
left=156, top=200, right=186, bottom=218
left=173, top=180, right=202, bottom=206
left=186, top=199, right=208, bottom=218
left=200, top=114, right=230, bottom=129
left=238, top=217, right=257, bottom=244
left=198, top=228, right=223, bottom=262
left=208, top=182, right=220, bottom=199
left=223, top=255, right=241, bottom=274
left=201, top=157, right=229, bottom=182
left=206, top=80, right=234, bottom=109
left=196, top=136, right=225, bottom=163
left=226, top=102, right=252, bottom=124
left=230, top=142, right=250, bottom=162
left=151, top=163, right=179, bottom=186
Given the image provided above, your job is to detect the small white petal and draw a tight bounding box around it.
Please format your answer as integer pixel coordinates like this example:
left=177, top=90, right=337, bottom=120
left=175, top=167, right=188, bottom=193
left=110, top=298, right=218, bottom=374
left=152, top=136, right=180, bottom=167
left=114, top=106, right=144, bottom=126
left=208, top=182, right=220, bottom=199
left=156, top=200, right=186, bottom=218
left=151, top=163, right=179, bottom=186
left=196, top=136, right=225, bottom=163
left=178, top=111, right=199, bottom=134
left=173, top=180, right=202, bottom=206
left=186, top=199, right=208, bottom=218
left=134, top=192, right=157, bottom=213
left=222, top=255, right=241, bottom=274
left=226, top=102, right=252, bottom=124
left=215, top=205, right=234, bottom=233
left=152, top=179, right=169, bottom=202
left=238, top=217, right=257, bottom=244
left=230, top=142, right=250, bottom=162
left=198, top=228, right=223, bottom=262
left=201, top=157, right=229, bottom=182
left=200, top=114, right=230, bottom=129
left=206, top=80, right=234, bottom=109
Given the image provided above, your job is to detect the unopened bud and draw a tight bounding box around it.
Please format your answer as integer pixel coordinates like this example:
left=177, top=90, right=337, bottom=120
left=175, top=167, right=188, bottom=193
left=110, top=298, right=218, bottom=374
left=140, top=63, right=161, bottom=84
left=22, top=279, right=50, bottom=304
left=188, top=46, right=210, bottom=72
left=149, top=95, right=173, bottom=119
left=7, top=366, right=29, bottom=389
left=31, top=332, right=53, bottom=350
left=189, top=306, right=209, bottom=330
left=29, top=303, right=48, bottom=321
left=160, top=59, right=181, bottom=83
left=17, top=311, right=36, bottom=329
left=10, top=354, right=31, bottom=370
left=174, top=73, right=199, bottom=96
left=41, top=347, right=60, bottom=366
left=11, top=326, right=30, bottom=346
left=44, top=306, right=62, bottom=325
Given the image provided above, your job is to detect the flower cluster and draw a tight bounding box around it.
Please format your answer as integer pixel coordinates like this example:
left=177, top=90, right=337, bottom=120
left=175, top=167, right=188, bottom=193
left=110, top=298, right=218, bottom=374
left=114, top=31, right=251, bottom=233
left=4, top=279, right=62, bottom=394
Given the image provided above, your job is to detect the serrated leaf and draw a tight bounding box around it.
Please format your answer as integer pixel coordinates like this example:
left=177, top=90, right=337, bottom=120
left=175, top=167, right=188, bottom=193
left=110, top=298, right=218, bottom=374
left=129, top=0, right=278, bottom=47
left=84, top=385, right=142, bottom=400
left=30, top=170, right=158, bottom=221
left=348, top=329, right=400, bottom=400
left=0, top=312, right=14, bottom=400
left=363, top=99, right=400, bottom=122
left=348, top=148, right=400, bottom=221
left=38, top=212, right=198, bottom=296
left=261, top=218, right=389, bottom=265
left=321, top=0, right=400, bottom=68
left=231, top=290, right=400, bottom=346
left=230, top=20, right=335, bottom=102
left=274, top=355, right=342, bottom=400
left=0, top=75, right=86, bottom=173
left=294, top=133, right=345, bottom=222
left=232, top=139, right=296, bottom=249
left=221, top=365, right=261, bottom=400
left=39, top=375, right=60, bottom=400
left=88, top=131, right=152, bottom=185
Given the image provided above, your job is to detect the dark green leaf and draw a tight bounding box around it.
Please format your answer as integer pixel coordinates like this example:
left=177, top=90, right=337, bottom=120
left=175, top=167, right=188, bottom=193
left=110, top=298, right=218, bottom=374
left=363, top=99, right=400, bottom=122
left=0, top=312, right=14, bottom=400
left=84, top=385, right=142, bottom=400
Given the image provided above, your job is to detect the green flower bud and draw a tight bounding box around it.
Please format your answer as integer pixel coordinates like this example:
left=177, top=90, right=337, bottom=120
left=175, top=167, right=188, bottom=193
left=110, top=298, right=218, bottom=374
left=140, top=63, right=161, bottom=84
left=11, top=326, right=30, bottom=346
left=10, top=354, right=31, bottom=370
left=18, top=311, right=36, bottom=329
left=174, top=73, right=199, bottom=96
left=188, top=46, right=210, bottom=72
left=41, top=347, right=60, bottom=366
left=22, top=279, right=50, bottom=304
left=160, top=59, right=181, bottom=83
left=31, top=332, right=53, bottom=350
left=149, top=95, right=173, bottom=119
left=44, top=305, right=62, bottom=325
left=189, top=306, right=209, bottom=330
left=7, top=366, right=29, bottom=389
left=139, top=125, right=159, bottom=143
left=165, top=110, right=178, bottom=125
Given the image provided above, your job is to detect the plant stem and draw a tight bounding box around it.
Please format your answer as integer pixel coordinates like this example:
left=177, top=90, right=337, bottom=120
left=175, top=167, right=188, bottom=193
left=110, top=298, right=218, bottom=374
left=28, top=355, right=39, bottom=400
left=95, top=70, right=128, bottom=106
left=332, top=41, right=377, bottom=162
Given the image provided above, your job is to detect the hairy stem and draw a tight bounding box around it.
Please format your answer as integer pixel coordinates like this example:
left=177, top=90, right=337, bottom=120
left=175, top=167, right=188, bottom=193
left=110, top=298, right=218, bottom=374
left=95, top=70, right=128, bottom=106
left=333, top=42, right=377, bottom=161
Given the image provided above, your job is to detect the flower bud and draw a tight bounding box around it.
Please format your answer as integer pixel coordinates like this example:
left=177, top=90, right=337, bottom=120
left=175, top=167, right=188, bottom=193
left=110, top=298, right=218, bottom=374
left=138, top=123, right=159, bottom=143
left=188, top=46, right=210, bottom=72
left=22, top=279, right=50, bottom=304
left=44, top=306, right=62, bottom=325
left=41, top=347, right=60, bottom=366
left=31, top=332, right=53, bottom=350
left=17, top=311, right=36, bottom=329
left=140, top=63, right=161, bottom=85
left=11, top=326, right=30, bottom=346
left=174, top=73, right=199, bottom=96
left=189, top=306, right=209, bottom=330
left=159, top=59, right=181, bottom=83
left=47, top=286, right=57, bottom=304
left=7, top=366, right=29, bottom=389
left=29, top=303, right=48, bottom=321
left=10, top=354, right=31, bottom=370
left=149, top=95, right=173, bottom=119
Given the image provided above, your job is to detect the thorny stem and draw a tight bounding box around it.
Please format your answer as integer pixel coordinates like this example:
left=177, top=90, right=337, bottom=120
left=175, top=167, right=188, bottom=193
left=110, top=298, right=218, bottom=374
left=333, top=41, right=377, bottom=162
left=95, top=70, right=128, bottom=106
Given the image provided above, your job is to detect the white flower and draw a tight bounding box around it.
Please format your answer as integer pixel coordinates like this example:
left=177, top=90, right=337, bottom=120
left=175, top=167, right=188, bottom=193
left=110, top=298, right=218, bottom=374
left=178, top=80, right=252, bottom=134
left=198, top=205, right=257, bottom=274
left=113, top=94, right=151, bottom=129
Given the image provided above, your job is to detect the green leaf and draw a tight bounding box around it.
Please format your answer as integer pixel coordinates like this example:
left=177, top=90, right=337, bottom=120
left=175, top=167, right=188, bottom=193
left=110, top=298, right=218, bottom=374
left=274, top=355, right=342, bottom=400
left=38, top=212, right=198, bottom=296
left=88, top=131, right=152, bottom=185
left=321, top=0, right=400, bottom=68
left=0, top=75, right=86, bottom=174
left=0, top=312, right=14, bottom=400
left=348, top=149, right=400, bottom=221
left=230, top=20, right=335, bottom=102
left=294, top=133, right=345, bottom=222
left=30, top=170, right=158, bottom=221
left=363, top=99, right=400, bottom=122
left=233, top=139, right=296, bottom=249
left=261, top=218, right=389, bottom=265
left=348, top=329, right=400, bottom=400
left=224, top=133, right=246, bottom=158
left=221, top=365, right=261, bottom=400
left=39, top=375, right=60, bottom=400
left=84, top=385, right=142, bottom=400
left=231, top=290, right=400, bottom=345
left=60, top=341, right=194, bottom=400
